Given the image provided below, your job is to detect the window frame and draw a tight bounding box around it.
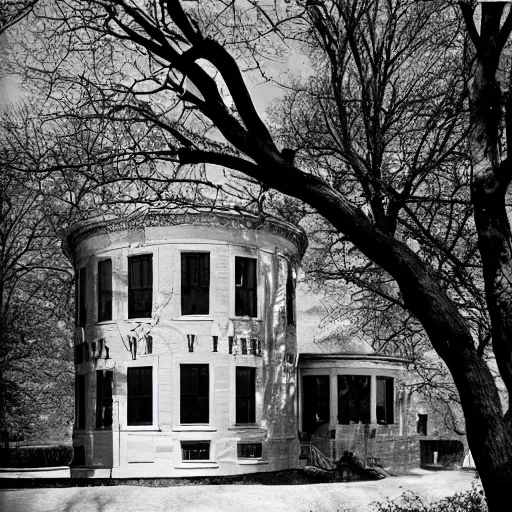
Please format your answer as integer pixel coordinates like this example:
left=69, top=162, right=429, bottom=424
left=97, top=259, right=113, bottom=322
left=96, top=370, right=113, bottom=429
left=337, top=374, right=371, bottom=425
left=75, top=267, right=87, bottom=327
left=180, top=364, right=210, bottom=425
left=128, top=254, right=153, bottom=319
left=75, top=374, right=86, bottom=430
left=376, top=376, right=395, bottom=425
left=235, top=366, right=256, bottom=425
left=181, top=441, right=211, bottom=461
left=234, top=256, right=258, bottom=318
left=237, top=442, right=263, bottom=459
left=127, top=365, right=154, bottom=427
left=180, top=252, right=210, bottom=316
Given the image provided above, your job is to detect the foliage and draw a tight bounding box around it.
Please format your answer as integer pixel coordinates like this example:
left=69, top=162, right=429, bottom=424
left=0, top=444, right=73, bottom=468
left=372, top=483, right=487, bottom=512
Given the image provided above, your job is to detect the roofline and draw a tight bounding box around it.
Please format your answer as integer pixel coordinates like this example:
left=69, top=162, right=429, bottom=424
left=298, top=353, right=410, bottom=364
left=63, top=209, right=308, bottom=259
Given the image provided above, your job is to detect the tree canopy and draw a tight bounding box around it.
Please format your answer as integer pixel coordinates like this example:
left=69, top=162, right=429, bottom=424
left=3, top=1, right=512, bottom=508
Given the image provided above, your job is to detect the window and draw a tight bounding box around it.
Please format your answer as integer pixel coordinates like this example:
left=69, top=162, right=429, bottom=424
left=98, top=259, right=112, bottom=322
left=181, top=253, right=210, bottom=315
left=128, top=255, right=153, bottom=318
left=417, top=414, right=428, bottom=436
left=127, top=366, right=153, bottom=426
left=302, top=375, right=330, bottom=435
left=180, top=364, right=209, bottom=424
left=235, top=257, right=257, bottom=317
left=376, top=377, right=395, bottom=425
left=286, top=263, right=295, bottom=325
left=236, top=367, right=256, bottom=424
left=238, top=443, right=262, bottom=459
left=75, top=267, right=87, bottom=326
left=96, top=370, right=113, bottom=429
left=181, top=441, right=210, bottom=461
left=75, top=374, right=86, bottom=429
left=338, top=375, right=370, bottom=424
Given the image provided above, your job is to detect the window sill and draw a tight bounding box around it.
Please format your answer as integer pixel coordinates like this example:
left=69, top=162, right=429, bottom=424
left=122, top=426, right=161, bottom=432
left=175, top=461, right=219, bottom=469
left=175, top=316, right=214, bottom=322
left=96, top=320, right=116, bottom=325
left=125, top=318, right=152, bottom=324
left=228, top=426, right=266, bottom=433
left=172, top=426, right=217, bottom=432
left=230, top=317, right=262, bottom=322
left=237, top=459, right=268, bottom=465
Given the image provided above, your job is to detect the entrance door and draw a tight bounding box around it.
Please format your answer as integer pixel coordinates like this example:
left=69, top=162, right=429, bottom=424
left=302, top=375, right=330, bottom=435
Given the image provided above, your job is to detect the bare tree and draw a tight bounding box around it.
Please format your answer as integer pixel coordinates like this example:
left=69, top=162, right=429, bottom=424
left=6, top=0, right=512, bottom=507
left=0, top=1, right=37, bottom=36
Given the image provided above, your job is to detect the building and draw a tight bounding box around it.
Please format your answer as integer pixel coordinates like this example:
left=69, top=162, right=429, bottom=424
left=65, top=211, right=306, bottom=478
left=65, top=210, right=466, bottom=478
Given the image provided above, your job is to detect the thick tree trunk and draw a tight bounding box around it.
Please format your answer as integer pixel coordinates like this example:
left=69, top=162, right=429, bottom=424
left=182, top=144, right=512, bottom=510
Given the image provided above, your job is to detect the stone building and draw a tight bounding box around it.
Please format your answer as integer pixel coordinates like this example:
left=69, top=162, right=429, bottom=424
left=65, top=210, right=466, bottom=478
left=297, top=341, right=467, bottom=472
left=65, top=211, right=306, bottom=478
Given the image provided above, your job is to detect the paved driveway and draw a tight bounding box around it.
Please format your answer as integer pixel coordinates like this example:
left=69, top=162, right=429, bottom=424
left=0, top=469, right=478, bottom=512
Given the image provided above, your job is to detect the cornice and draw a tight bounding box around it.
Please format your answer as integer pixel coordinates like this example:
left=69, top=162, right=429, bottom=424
left=64, top=210, right=308, bottom=259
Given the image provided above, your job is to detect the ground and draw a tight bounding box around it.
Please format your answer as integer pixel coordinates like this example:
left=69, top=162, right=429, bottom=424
left=0, top=469, right=477, bottom=512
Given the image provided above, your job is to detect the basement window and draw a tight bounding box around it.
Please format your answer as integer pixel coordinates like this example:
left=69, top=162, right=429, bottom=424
left=238, top=443, right=262, bottom=459
left=235, top=257, right=257, bottom=317
left=181, top=441, right=210, bottom=461
left=181, top=252, right=210, bottom=315
left=376, top=377, right=395, bottom=424
left=338, top=375, right=370, bottom=424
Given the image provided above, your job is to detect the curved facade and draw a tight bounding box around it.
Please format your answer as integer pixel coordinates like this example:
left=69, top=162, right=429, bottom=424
left=66, top=211, right=306, bottom=478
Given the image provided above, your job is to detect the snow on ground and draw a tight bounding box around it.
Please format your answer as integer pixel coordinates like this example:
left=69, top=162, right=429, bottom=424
left=0, top=469, right=478, bottom=512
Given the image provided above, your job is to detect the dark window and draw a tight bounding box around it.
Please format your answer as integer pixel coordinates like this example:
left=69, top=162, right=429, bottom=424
left=96, top=370, right=113, bottom=429
left=98, top=259, right=112, bottom=322
left=238, top=443, right=262, bottom=458
left=75, top=267, right=87, bottom=326
left=181, top=252, right=210, bottom=315
left=338, top=375, right=370, bottom=424
left=286, top=264, right=295, bottom=325
left=417, top=414, right=428, bottom=436
left=236, top=367, right=256, bottom=424
left=376, top=377, right=394, bottom=424
left=76, top=374, right=86, bottom=429
left=127, top=366, right=153, bottom=426
left=128, top=255, right=153, bottom=318
left=235, top=257, right=257, bottom=317
left=181, top=441, right=210, bottom=461
left=302, top=375, right=330, bottom=435
left=74, top=344, right=84, bottom=365
left=180, top=364, right=209, bottom=424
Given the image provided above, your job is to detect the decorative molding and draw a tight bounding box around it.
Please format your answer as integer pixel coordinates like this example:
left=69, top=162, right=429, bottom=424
left=64, top=211, right=307, bottom=258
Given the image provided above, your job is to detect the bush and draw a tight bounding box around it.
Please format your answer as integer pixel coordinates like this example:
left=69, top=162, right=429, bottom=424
left=372, top=484, right=487, bottom=512
left=0, top=445, right=73, bottom=468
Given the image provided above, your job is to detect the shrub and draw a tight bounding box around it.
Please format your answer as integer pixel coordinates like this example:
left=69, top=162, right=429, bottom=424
left=0, top=445, right=73, bottom=468
left=372, top=484, right=487, bottom=512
